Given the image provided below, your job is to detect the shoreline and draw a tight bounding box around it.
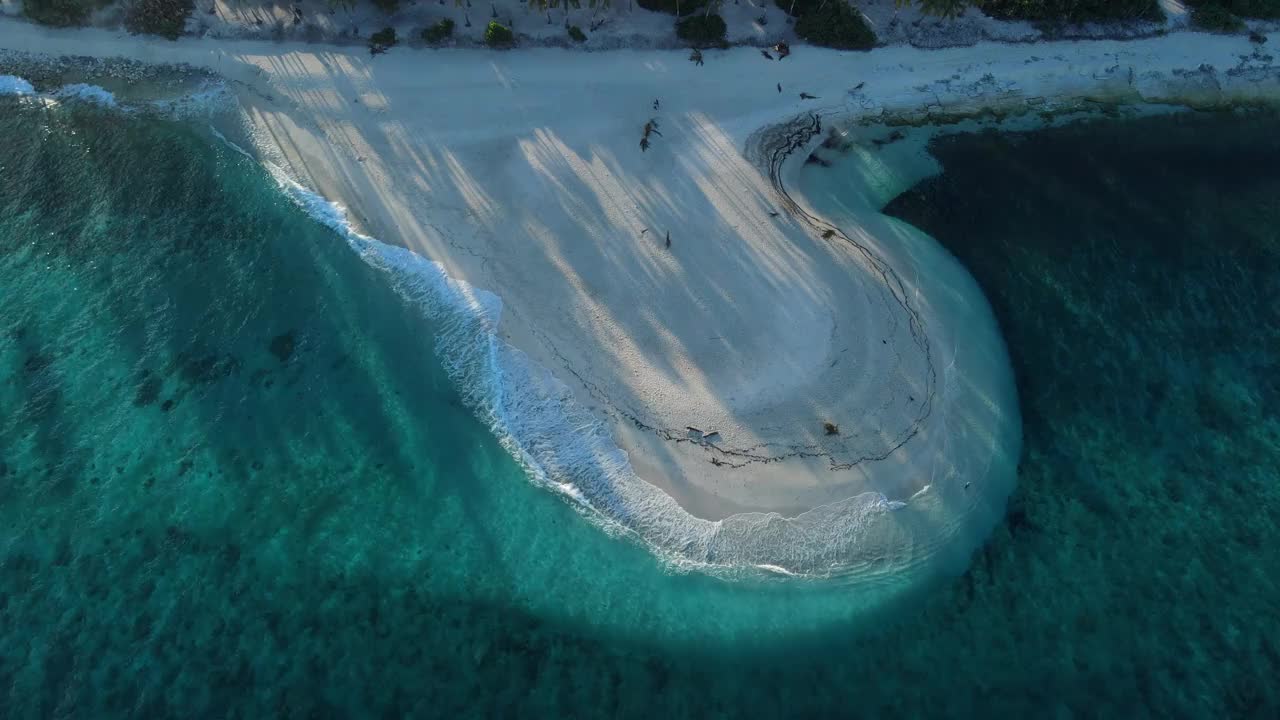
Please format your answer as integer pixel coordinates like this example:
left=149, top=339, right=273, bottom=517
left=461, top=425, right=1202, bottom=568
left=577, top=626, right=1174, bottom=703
left=2, top=20, right=1277, bottom=579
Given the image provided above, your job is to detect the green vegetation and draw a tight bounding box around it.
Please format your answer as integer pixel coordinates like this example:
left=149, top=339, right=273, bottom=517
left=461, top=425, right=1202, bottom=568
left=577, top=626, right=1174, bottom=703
left=978, top=0, right=1162, bottom=22
left=784, top=0, right=876, bottom=50
left=901, top=0, right=969, bottom=17
left=638, top=0, right=705, bottom=16
left=484, top=20, right=514, bottom=46
left=421, top=17, right=455, bottom=43
left=372, top=0, right=400, bottom=13
left=23, top=0, right=96, bottom=26
left=1187, top=0, right=1280, bottom=16
left=896, top=0, right=1274, bottom=23
left=1187, top=0, right=1280, bottom=19
left=675, top=12, right=727, bottom=46
left=369, top=27, right=397, bottom=54
left=123, top=0, right=193, bottom=39
left=568, top=25, right=587, bottom=42
left=1190, top=3, right=1246, bottom=29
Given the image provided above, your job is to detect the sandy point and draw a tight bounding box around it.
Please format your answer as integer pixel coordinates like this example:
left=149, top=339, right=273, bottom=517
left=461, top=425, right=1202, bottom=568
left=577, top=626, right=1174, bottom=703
left=216, top=44, right=1025, bottom=579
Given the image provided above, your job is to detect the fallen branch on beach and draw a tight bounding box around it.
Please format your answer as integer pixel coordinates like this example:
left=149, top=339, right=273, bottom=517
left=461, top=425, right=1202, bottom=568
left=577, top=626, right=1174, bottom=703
left=640, top=118, right=662, bottom=152
left=368, top=27, right=396, bottom=55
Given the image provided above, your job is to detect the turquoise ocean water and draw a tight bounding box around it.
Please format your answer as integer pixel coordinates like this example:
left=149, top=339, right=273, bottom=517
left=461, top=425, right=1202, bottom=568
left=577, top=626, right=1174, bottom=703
left=0, top=90, right=1276, bottom=717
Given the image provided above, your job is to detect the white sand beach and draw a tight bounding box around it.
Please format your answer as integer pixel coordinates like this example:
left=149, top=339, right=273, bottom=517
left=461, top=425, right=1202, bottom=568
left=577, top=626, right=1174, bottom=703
left=2, top=19, right=1276, bottom=579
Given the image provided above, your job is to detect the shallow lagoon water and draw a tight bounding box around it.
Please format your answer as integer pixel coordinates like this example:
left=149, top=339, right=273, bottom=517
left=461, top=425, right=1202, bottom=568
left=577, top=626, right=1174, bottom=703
left=1, top=95, right=1277, bottom=717
left=0, top=95, right=934, bottom=717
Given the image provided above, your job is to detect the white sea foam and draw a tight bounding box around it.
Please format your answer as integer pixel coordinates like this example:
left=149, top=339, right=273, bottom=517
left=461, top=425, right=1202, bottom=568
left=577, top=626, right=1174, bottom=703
left=0, top=75, right=34, bottom=96
left=146, top=81, right=234, bottom=118
left=206, top=127, right=990, bottom=586
left=1, top=74, right=231, bottom=118
left=52, top=83, right=117, bottom=107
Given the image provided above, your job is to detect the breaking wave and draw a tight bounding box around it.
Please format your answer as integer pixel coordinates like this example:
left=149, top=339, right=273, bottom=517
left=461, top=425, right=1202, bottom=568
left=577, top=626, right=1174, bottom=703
left=0, top=74, right=34, bottom=95
left=0, top=72, right=231, bottom=117
left=52, top=83, right=118, bottom=107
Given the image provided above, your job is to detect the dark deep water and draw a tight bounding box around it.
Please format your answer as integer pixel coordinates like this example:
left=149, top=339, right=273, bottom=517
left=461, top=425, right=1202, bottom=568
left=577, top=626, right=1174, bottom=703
left=1, top=91, right=1277, bottom=718
left=882, top=109, right=1280, bottom=716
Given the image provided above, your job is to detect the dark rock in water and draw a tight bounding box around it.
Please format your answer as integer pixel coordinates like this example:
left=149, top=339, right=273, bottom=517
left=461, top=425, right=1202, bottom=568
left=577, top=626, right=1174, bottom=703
left=1006, top=504, right=1034, bottom=535
left=23, top=353, right=51, bottom=374
left=180, top=354, right=224, bottom=385
left=270, top=331, right=296, bottom=363
left=804, top=153, right=832, bottom=168
left=160, top=399, right=175, bottom=412
left=222, top=356, right=242, bottom=377
left=133, top=373, right=162, bottom=407
left=1194, top=379, right=1253, bottom=433
left=164, top=525, right=194, bottom=551
left=871, top=130, right=907, bottom=149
